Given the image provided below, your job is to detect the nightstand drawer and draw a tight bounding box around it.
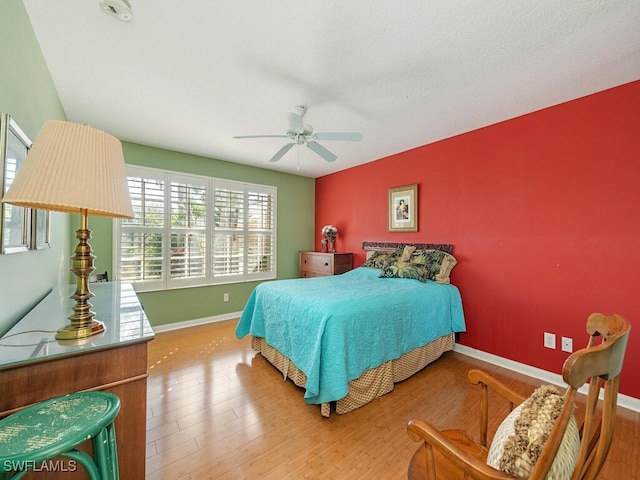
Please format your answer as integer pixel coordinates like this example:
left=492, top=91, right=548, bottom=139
left=301, top=254, right=333, bottom=274
left=299, top=252, right=353, bottom=278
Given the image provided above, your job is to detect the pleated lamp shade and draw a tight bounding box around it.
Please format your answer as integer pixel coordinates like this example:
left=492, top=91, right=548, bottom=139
left=1, top=120, right=133, bottom=219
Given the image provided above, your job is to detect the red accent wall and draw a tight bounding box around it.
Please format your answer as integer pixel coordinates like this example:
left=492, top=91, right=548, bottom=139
left=315, top=80, right=640, bottom=399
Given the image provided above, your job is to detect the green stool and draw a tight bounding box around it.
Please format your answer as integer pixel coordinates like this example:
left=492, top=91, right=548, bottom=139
left=0, top=391, right=120, bottom=479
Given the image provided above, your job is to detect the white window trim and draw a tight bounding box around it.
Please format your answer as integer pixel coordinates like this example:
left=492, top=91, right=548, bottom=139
left=113, top=165, right=277, bottom=292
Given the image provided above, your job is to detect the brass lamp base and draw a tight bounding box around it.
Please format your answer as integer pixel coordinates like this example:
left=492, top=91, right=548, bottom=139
left=56, top=320, right=105, bottom=340
left=55, top=209, right=105, bottom=341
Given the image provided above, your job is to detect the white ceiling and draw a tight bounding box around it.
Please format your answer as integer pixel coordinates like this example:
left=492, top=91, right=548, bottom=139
left=22, top=0, right=640, bottom=178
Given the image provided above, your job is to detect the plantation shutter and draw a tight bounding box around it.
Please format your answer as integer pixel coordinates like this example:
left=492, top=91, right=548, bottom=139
left=119, top=172, right=165, bottom=289
left=115, top=166, right=276, bottom=291
left=169, top=179, right=207, bottom=284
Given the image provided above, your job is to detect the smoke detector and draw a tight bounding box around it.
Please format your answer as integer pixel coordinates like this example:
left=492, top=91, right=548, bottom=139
left=99, top=0, right=132, bottom=21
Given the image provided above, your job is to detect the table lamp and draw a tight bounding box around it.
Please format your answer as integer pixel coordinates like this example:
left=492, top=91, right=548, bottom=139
left=1, top=120, right=134, bottom=340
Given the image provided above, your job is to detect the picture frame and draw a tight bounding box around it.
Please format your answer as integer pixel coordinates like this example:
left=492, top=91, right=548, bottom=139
left=388, top=184, right=418, bottom=232
left=1, top=113, right=32, bottom=254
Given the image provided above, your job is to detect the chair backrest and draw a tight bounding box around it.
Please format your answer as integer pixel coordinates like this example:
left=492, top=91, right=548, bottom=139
left=530, top=313, right=630, bottom=480
left=89, top=271, right=109, bottom=283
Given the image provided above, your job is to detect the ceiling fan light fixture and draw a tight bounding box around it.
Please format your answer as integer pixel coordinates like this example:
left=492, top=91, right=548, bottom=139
left=99, top=0, right=132, bottom=21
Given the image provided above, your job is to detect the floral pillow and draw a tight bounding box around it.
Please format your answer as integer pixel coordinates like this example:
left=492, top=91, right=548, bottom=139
left=379, top=260, right=429, bottom=282
left=366, top=246, right=457, bottom=284
left=379, top=245, right=429, bottom=282
left=362, top=247, right=403, bottom=270
left=410, top=249, right=457, bottom=284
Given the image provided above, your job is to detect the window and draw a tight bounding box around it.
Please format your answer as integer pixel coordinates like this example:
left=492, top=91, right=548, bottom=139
left=114, top=166, right=276, bottom=291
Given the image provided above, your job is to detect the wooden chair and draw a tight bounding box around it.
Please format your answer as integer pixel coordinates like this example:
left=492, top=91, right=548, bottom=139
left=89, top=271, right=109, bottom=283
left=407, top=313, right=631, bottom=480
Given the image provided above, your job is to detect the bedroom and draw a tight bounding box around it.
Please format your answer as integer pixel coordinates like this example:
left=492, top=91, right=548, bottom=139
left=0, top=0, right=639, bottom=478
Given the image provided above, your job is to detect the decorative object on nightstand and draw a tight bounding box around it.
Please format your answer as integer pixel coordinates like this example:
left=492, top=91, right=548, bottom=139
left=321, top=224, right=338, bottom=253
left=1, top=120, right=134, bottom=340
left=299, top=251, right=352, bottom=278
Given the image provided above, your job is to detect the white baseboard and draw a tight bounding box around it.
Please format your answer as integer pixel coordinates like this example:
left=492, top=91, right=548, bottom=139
left=454, top=344, right=640, bottom=413
left=151, top=312, right=242, bottom=333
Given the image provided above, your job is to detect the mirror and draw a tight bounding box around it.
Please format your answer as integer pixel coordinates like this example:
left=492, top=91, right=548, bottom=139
left=1, top=113, right=31, bottom=253
left=0, top=114, right=49, bottom=253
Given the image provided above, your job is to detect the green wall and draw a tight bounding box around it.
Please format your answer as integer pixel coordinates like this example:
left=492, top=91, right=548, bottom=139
left=89, top=140, right=315, bottom=327
left=0, top=0, right=68, bottom=335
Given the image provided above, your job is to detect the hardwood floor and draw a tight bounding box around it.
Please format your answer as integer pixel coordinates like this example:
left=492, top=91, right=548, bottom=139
left=146, top=320, right=639, bottom=479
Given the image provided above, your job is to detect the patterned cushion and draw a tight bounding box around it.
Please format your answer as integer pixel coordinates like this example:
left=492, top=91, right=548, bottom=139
left=486, top=385, right=580, bottom=480
left=379, top=247, right=429, bottom=282
left=434, top=252, right=457, bottom=284
left=398, top=245, right=416, bottom=262
left=364, top=246, right=457, bottom=284
left=410, top=249, right=457, bottom=284
left=362, top=248, right=403, bottom=269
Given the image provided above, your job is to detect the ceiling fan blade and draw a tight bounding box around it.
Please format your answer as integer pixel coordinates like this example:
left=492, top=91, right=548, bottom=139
left=269, top=142, right=295, bottom=162
left=233, top=135, right=288, bottom=139
left=306, top=141, right=337, bottom=162
left=312, top=132, right=363, bottom=142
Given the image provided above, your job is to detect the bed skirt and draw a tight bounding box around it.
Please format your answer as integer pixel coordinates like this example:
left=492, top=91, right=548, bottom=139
left=251, top=333, right=455, bottom=417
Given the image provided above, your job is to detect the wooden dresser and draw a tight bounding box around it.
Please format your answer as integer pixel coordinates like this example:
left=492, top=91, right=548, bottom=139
left=299, top=251, right=353, bottom=277
left=0, top=282, right=154, bottom=479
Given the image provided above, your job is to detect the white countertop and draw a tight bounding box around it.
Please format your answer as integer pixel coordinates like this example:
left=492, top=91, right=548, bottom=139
left=0, top=282, right=154, bottom=368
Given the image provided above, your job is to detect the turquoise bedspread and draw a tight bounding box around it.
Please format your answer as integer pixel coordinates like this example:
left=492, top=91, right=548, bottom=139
left=236, top=267, right=465, bottom=405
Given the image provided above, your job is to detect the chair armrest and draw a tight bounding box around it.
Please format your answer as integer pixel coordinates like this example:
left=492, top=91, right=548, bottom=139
left=468, top=369, right=527, bottom=406
left=407, top=419, right=515, bottom=480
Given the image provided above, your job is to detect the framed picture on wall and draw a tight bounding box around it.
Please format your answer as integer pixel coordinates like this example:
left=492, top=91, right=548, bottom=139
left=0, top=113, right=32, bottom=254
left=388, top=184, right=418, bottom=232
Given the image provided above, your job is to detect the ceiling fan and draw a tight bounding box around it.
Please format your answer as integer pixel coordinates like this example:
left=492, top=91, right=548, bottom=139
left=233, top=106, right=362, bottom=163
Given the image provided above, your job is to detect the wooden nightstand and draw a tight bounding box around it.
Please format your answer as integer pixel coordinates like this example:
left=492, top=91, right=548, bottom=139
left=299, top=251, right=353, bottom=278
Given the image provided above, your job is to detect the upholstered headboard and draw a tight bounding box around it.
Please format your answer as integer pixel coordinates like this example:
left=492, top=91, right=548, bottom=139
left=362, top=241, right=453, bottom=254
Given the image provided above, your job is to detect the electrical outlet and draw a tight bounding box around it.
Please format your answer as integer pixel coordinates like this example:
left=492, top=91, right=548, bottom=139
left=561, top=336, right=573, bottom=353
left=223, top=293, right=229, bottom=302
left=544, top=332, right=556, bottom=349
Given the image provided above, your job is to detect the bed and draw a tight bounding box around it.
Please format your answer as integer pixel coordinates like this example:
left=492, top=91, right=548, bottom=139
left=236, top=242, right=466, bottom=416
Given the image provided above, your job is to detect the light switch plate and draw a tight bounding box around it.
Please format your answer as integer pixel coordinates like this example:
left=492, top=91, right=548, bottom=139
left=544, top=332, right=556, bottom=349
